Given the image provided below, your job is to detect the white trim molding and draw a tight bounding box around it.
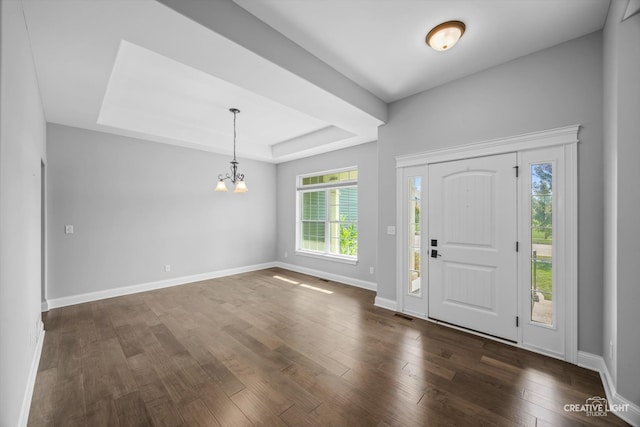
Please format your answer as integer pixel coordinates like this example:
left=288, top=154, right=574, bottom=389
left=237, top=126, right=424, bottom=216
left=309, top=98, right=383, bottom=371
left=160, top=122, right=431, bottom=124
left=43, top=262, right=276, bottom=310
left=295, top=250, right=358, bottom=265
left=396, top=124, right=580, bottom=168
left=19, top=321, right=45, bottom=427
left=275, top=262, right=376, bottom=291
left=564, top=141, right=579, bottom=364
left=578, top=351, right=640, bottom=426
left=374, top=296, right=398, bottom=311
left=395, top=165, right=404, bottom=314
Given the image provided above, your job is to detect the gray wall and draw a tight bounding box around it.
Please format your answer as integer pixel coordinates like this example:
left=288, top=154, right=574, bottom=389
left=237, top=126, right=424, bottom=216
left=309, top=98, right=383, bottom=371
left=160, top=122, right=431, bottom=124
left=276, top=142, right=378, bottom=285
left=0, top=0, right=47, bottom=425
left=377, top=32, right=604, bottom=354
left=47, top=124, right=276, bottom=300
left=603, top=0, right=640, bottom=405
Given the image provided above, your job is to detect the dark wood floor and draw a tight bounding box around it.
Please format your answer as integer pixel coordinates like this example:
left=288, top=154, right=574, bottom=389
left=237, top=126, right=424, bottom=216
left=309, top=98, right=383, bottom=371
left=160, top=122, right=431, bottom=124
left=29, top=268, right=627, bottom=426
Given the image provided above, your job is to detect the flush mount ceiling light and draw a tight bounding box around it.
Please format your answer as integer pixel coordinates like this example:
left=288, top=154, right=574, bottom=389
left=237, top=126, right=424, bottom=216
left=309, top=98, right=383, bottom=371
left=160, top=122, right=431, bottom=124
left=215, top=108, right=248, bottom=193
left=426, top=20, right=466, bottom=51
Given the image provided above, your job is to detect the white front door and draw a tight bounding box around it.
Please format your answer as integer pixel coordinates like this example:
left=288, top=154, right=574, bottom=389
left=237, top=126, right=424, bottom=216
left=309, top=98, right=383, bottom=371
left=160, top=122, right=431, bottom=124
left=428, top=153, right=518, bottom=341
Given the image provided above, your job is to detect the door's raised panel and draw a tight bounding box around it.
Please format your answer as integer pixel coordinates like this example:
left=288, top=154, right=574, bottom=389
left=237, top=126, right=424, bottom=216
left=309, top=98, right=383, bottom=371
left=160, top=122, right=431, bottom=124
left=443, top=172, right=495, bottom=248
left=442, top=262, right=496, bottom=312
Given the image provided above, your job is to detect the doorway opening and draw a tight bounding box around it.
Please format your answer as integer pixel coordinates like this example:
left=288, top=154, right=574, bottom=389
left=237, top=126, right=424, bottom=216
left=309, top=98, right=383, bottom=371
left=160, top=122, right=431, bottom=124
left=395, top=125, right=579, bottom=362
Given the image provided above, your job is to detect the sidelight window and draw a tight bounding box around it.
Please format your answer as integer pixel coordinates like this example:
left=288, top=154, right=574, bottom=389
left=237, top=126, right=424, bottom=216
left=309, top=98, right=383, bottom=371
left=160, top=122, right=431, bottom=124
left=530, top=163, right=553, bottom=325
left=408, top=176, right=422, bottom=296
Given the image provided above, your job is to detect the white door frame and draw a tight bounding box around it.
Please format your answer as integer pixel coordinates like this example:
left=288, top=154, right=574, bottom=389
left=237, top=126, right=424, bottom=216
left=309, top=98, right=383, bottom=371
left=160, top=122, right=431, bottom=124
left=395, top=125, right=579, bottom=363
left=396, top=165, right=428, bottom=319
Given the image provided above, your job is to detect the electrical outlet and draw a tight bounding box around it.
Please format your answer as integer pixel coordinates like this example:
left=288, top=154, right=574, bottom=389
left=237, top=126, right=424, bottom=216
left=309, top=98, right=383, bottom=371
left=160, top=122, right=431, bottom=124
left=369, top=267, right=375, bottom=274
left=164, top=264, right=171, bottom=272
left=65, top=225, right=74, bottom=234
left=284, top=251, right=288, bottom=258
left=387, top=226, right=396, bottom=235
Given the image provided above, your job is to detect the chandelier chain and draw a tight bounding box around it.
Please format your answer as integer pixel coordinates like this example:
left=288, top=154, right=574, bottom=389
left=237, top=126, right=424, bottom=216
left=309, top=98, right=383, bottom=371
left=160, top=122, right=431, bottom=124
left=233, top=109, right=237, bottom=162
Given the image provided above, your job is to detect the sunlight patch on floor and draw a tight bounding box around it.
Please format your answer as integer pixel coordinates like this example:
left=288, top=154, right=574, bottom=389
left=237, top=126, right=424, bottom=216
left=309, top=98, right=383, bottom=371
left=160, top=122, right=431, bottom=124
left=299, top=283, right=333, bottom=294
left=273, top=275, right=299, bottom=284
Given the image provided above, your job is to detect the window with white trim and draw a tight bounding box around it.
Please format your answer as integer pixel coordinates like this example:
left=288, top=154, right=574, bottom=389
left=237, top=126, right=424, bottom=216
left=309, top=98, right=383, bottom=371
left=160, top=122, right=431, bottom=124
left=297, top=168, right=358, bottom=262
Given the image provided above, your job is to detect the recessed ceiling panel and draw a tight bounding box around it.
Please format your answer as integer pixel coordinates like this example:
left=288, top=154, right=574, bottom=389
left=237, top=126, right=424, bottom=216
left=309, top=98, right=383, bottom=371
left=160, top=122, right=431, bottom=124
left=21, top=0, right=381, bottom=162
left=98, top=40, right=328, bottom=155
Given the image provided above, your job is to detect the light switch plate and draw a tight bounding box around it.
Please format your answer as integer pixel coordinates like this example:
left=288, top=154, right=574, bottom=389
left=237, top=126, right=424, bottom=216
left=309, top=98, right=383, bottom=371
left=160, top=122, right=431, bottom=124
left=387, top=226, right=396, bottom=235
left=65, top=225, right=74, bottom=234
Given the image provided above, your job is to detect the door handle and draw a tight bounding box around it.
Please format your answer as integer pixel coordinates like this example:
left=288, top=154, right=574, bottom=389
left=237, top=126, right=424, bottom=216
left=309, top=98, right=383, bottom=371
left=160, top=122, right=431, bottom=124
left=431, top=249, right=442, bottom=258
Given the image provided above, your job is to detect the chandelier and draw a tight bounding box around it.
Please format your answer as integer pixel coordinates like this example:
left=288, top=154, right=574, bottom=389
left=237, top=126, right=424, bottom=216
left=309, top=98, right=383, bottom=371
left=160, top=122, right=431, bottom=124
left=215, top=108, right=248, bottom=193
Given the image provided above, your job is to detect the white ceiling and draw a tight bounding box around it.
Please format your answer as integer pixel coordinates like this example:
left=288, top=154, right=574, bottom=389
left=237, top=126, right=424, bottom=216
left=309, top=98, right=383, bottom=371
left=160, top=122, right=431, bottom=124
left=21, top=0, right=610, bottom=163
left=234, top=0, right=610, bottom=103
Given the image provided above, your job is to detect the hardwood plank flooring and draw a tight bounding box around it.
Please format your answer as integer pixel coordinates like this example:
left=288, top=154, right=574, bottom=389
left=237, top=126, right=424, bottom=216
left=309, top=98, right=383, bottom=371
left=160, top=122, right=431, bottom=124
left=29, top=268, right=629, bottom=426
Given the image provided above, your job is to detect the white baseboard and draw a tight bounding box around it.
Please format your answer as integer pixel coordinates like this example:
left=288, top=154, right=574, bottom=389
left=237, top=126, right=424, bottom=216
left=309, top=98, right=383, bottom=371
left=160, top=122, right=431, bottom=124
left=374, top=296, right=397, bottom=311
left=578, top=350, right=606, bottom=372
left=42, top=262, right=375, bottom=311
left=578, top=351, right=640, bottom=426
left=274, top=262, right=377, bottom=291
left=19, top=321, right=45, bottom=427
left=43, top=262, right=276, bottom=310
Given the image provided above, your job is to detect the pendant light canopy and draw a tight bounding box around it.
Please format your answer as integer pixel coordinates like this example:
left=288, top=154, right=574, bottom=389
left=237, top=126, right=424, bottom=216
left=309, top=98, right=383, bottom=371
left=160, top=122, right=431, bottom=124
left=215, top=108, right=248, bottom=193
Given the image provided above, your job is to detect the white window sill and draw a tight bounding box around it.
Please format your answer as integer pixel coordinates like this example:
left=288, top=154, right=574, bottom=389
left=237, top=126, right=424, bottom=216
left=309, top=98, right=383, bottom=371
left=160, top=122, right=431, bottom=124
left=295, top=250, right=358, bottom=265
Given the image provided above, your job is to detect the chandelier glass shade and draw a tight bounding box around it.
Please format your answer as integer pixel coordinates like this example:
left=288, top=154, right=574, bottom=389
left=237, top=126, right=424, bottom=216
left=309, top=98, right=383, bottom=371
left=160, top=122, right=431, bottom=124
left=215, top=108, right=248, bottom=193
